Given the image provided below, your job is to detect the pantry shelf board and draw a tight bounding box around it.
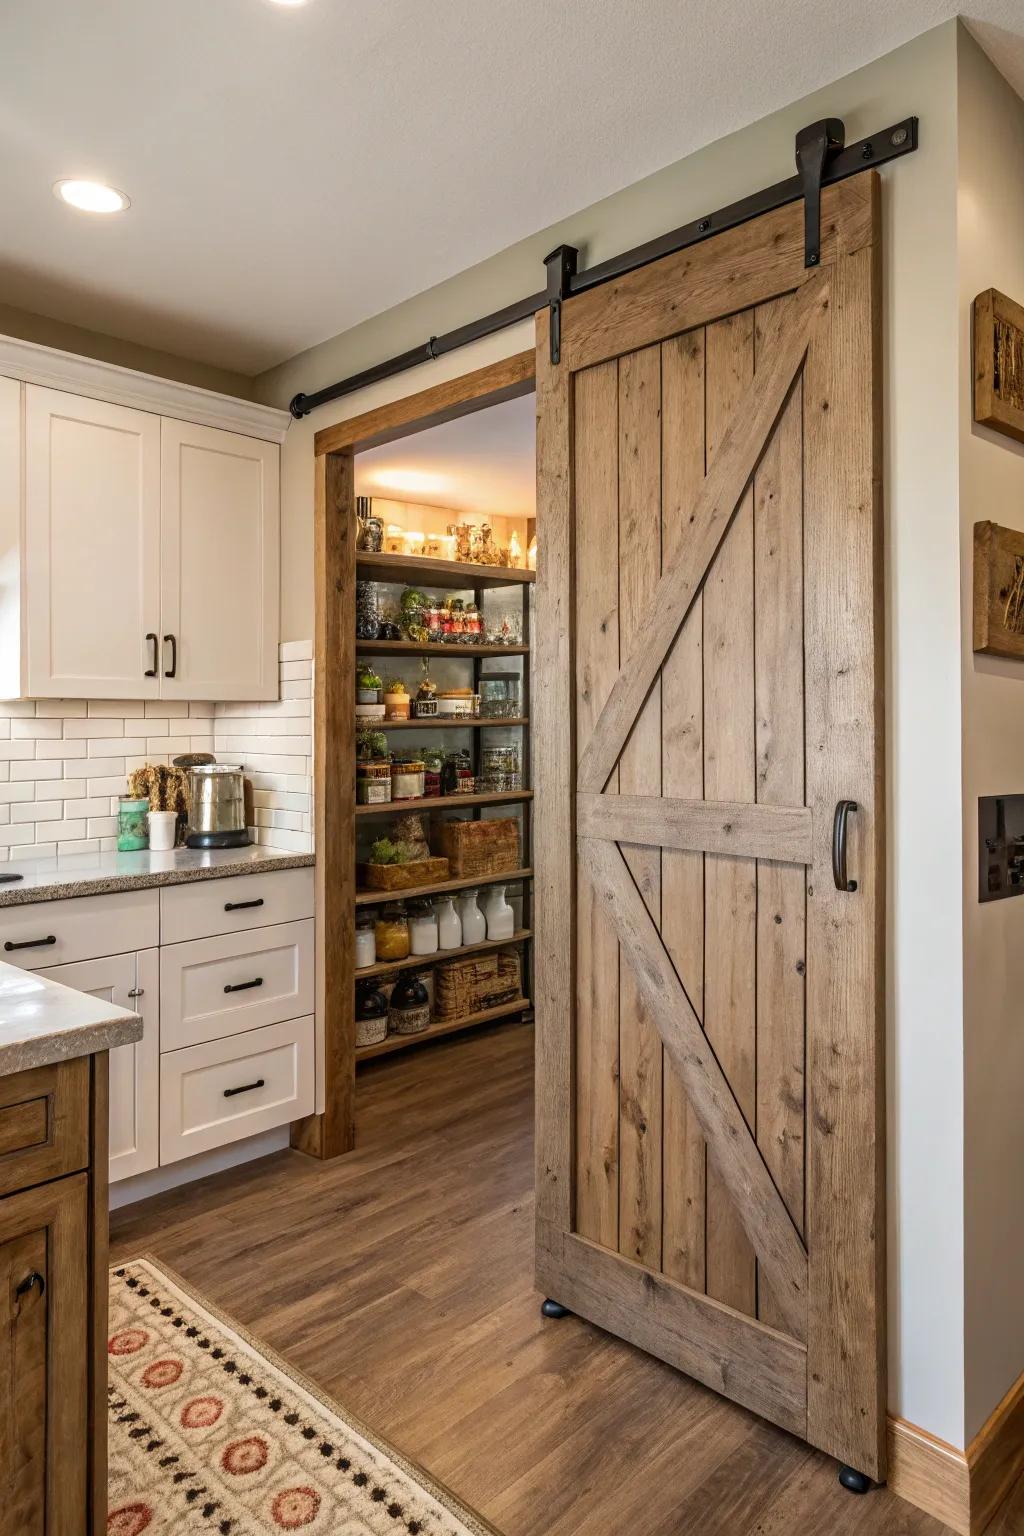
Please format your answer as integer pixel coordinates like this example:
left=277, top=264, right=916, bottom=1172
left=355, top=866, right=533, bottom=907
left=356, top=929, right=532, bottom=980
left=356, top=552, right=536, bottom=590
left=358, top=716, right=529, bottom=730
left=356, top=641, right=530, bottom=658
left=355, top=998, right=531, bottom=1060
left=356, top=790, right=533, bottom=817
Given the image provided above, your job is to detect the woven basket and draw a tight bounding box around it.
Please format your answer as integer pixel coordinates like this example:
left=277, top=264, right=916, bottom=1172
left=438, top=818, right=519, bottom=878
left=434, top=949, right=522, bottom=1020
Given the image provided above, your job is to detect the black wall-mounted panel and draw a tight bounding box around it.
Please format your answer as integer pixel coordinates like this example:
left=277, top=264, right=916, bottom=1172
left=979, top=794, right=1024, bottom=901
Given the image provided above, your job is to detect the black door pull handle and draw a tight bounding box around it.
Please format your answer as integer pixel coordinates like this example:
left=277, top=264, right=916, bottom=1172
left=832, top=800, right=859, bottom=892
left=15, top=1271, right=45, bottom=1301
left=145, top=632, right=158, bottom=678
left=224, top=977, right=263, bottom=994
left=223, top=1079, right=265, bottom=1099
left=225, top=898, right=264, bottom=913
left=163, top=633, right=177, bottom=679
left=4, top=936, right=57, bottom=952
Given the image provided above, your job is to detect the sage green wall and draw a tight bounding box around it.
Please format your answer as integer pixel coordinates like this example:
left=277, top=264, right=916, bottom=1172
left=258, top=22, right=969, bottom=1447
left=0, top=300, right=254, bottom=398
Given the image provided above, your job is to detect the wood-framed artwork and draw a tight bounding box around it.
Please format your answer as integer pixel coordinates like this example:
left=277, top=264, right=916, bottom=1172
left=974, top=289, right=1024, bottom=446
left=974, top=520, right=1024, bottom=658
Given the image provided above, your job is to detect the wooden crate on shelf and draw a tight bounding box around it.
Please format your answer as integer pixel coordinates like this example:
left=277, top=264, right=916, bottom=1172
left=434, top=949, right=522, bottom=1020
left=438, top=817, right=520, bottom=878
left=357, top=856, right=449, bottom=891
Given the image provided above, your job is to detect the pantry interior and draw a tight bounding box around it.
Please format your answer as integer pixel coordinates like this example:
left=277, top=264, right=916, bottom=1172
left=300, top=354, right=538, bottom=1157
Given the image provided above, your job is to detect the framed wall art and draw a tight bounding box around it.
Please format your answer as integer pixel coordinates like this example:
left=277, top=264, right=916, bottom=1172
left=974, top=289, right=1024, bottom=446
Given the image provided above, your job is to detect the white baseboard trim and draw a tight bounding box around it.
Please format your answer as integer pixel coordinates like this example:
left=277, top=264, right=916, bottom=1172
left=109, top=1125, right=291, bottom=1210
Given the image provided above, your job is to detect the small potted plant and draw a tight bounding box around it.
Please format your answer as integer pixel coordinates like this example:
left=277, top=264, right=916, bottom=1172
left=383, top=676, right=410, bottom=721
left=355, top=661, right=382, bottom=705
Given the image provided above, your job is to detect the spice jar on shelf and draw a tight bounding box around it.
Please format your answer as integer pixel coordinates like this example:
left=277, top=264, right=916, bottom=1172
left=479, top=744, right=521, bottom=792
left=356, top=581, right=382, bottom=641
left=356, top=760, right=392, bottom=805
left=391, top=758, right=425, bottom=801
left=374, top=903, right=410, bottom=961
left=383, top=678, right=410, bottom=720
left=479, top=674, right=521, bottom=719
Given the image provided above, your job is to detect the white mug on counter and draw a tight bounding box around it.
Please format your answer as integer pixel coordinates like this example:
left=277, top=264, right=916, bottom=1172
left=148, top=810, right=178, bottom=851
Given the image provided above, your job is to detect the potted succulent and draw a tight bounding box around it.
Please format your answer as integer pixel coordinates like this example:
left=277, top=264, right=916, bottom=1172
left=383, top=676, right=410, bottom=721
left=355, top=662, right=382, bottom=704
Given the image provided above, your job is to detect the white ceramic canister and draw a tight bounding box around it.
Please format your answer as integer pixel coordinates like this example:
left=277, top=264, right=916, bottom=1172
left=147, top=809, right=177, bottom=852
left=434, top=895, right=462, bottom=950
left=355, top=918, right=376, bottom=969
left=482, top=884, right=515, bottom=941
left=409, top=904, right=439, bottom=956
left=457, top=888, right=486, bottom=944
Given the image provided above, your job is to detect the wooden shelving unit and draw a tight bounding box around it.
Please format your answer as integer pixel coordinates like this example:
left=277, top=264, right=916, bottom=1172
left=356, top=550, right=534, bottom=590
left=356, top=789, right=532, bottom=818
left=356, top=929, right=532, bottom=980
left=356, top=997, right=531, bottom=1061
left=357, top=640, right=529, bottom=659
left=307, top=347, right=538, bottom=1158
left=356, top=866, right=533, bottom=907
left=356, top=716, right=528, bottom=730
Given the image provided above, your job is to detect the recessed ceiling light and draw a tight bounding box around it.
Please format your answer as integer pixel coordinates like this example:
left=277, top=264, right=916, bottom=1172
left=53, top=179, right=130, bottom=214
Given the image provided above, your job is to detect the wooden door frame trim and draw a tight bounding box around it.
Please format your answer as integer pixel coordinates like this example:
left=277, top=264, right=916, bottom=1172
left=313, top=351, right=535, bottom=457
left=294, top=350, right=537, bottom=1161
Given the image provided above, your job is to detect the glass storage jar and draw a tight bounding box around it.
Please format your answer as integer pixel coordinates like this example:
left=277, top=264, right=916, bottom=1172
left=355, top=916, right=376, bottom=969
left=408, top=899, right=439, bottom=956
left=117, top=797, right=149, bottom=852
left=479, top=673, right=522, bottom=719
left=374, top=903, right=410, bottom=961
left=434, top=895, right=462, bottom=950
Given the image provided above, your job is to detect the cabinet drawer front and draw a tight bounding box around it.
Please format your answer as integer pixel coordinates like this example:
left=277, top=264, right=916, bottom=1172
left=0, top=1059, right=90, bottom=1197
left=160, top=1015, right=313, bottom=1164
left=0, top=890, right=159, bottom=970
left=160, top=867, right=314, bottom=945
left=160, top=919, right=314, bottom=1051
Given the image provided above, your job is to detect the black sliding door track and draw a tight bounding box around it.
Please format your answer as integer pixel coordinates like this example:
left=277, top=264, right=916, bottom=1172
left=290, top=116, right=917, bottom=420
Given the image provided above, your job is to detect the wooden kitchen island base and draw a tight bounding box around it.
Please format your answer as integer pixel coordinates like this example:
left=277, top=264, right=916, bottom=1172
left=0, top=965, right=142, bottom=1536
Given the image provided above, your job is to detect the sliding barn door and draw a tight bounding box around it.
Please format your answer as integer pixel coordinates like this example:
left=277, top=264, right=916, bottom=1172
left=534, top=174, right=885, bottom=1478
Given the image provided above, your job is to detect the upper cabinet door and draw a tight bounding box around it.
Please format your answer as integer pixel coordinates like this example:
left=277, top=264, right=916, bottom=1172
left=24, top=386, right=162, bottom=699
left=160, top=420, right=280, bottom=701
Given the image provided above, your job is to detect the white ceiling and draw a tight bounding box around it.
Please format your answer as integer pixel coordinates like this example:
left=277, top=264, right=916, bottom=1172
left=355, top=393, right=536, bottom=520
left=1, top=2, right=1022, bottom=377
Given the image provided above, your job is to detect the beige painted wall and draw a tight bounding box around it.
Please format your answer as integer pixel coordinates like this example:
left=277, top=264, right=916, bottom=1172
left=258, top=23, right=969, bottom=1447
left=956, top=26, right=1024, bottom=1442
left=0, top=300, right=254, bottom=398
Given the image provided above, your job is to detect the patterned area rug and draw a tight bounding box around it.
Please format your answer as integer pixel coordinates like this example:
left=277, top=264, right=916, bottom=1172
left=108, top=1258, right=499, bottom=1536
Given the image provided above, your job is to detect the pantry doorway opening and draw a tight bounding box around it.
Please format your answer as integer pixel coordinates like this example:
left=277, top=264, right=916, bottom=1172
left=297, top=351, right=538, bottom=1164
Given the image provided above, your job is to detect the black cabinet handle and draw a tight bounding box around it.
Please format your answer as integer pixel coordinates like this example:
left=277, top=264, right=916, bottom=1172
left=4, top=936, right=56, bottom=952
left=144, top=632, right=158, bottom=678
left=163, top=633, right=177, bottom=679
left=223, top=1078, right=265, bottom=1099
left=225, top=898, right=264, bottom=913
left=15, top=1271, right=45, bottom=1301
left=832, top=800, right=859, bottom=892
left=224, top=977, right=263, bottom=994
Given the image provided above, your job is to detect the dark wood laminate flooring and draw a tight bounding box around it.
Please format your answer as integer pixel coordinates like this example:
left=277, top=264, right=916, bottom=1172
left=113, top=1023, right=1017, bottom=1535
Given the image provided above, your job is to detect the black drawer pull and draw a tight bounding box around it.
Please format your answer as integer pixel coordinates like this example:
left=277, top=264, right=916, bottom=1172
left=225, top=898, right=264, bottom=912
left=4, top=936, right=56, bottom=952
left=224, top=977, right=263, bottom=994
left=223, top=1078, right=265, bottom=1099
left=15, top=1271, right=45, bottom=1300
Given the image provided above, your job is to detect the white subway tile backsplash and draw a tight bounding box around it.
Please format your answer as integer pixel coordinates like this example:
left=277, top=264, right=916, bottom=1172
left=11, top=718, right=62, bottom=739
left=0, top=643, right=314, bottom=862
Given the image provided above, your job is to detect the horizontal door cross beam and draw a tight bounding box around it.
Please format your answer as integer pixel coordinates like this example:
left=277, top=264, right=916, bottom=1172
left=578, top=793, right=812, bottom=864
left=290, top=116, right=917, bottom=419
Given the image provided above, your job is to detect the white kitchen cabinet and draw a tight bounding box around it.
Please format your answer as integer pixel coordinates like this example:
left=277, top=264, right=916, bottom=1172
left=160, top=419, right=280, bottom=701
left=37, top=950, right=160, bottom=1183
left=24, top=386, right=162, bottom=700
left=0, top=353, right=283, bottom=702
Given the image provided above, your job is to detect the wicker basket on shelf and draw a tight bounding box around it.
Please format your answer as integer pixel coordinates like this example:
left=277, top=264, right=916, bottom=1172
left=434, top=949, right=522, bottom=1020
left=438, top=818, right=519, bottom=878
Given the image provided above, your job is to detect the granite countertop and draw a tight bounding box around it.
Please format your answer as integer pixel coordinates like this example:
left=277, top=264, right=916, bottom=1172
left=0, top=960, right=142, bottom=1076
left=0, top=845, right=315, bottom=908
